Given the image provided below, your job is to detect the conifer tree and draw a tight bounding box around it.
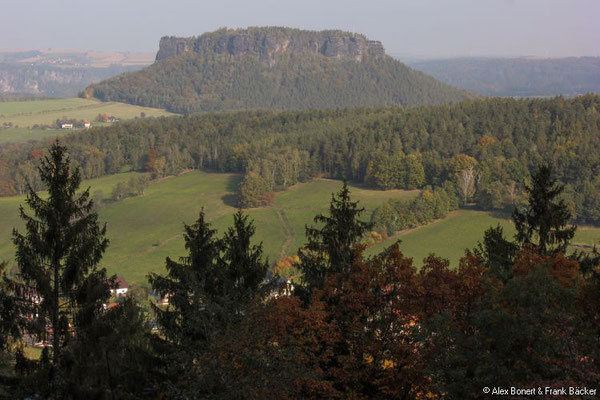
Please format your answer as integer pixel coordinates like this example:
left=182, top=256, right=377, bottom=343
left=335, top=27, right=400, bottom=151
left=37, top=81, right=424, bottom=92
left=12, top=141, right=111, bottom=381
left=475, top=225, right=519, bottom=282
left=150, top=210, right=271, bottom=344
left=149, top=210, right=223, bottom=344
left=0, top=261, right=21, bottom=352
left=512, top=165, right=576, bottom=254
left=149, top=210, right=271, bottom=397
left=219, top=211, right=271, bottom=311
left=299, top=182, right=372, bottom=291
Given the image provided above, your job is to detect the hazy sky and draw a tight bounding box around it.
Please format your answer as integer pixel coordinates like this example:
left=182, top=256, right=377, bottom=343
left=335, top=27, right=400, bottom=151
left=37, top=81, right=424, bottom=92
left=2, top=0, right=598, bottom=58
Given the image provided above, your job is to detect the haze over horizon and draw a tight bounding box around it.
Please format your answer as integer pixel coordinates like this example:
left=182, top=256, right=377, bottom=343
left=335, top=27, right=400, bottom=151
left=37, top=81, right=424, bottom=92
left=1, top=0, right=598, bottom=58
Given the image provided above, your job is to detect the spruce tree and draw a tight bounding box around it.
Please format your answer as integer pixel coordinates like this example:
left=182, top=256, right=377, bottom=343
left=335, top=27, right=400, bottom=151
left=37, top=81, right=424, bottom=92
left=150, top=210, right=271, bottom=337
left=299, top=182, right=372, bottom=291
left=512, top=165, right=576, bottom=254
left=149, top=211, right=271, bottom=397
left=0, top=261, right=21, bottom=352
left=12, top=141, right=110, bottom=381
left=219, top=211, right=271, bottom=312
left=149, top=210, right=223, bottom=344
left=475, top=225, right=519, bottom=282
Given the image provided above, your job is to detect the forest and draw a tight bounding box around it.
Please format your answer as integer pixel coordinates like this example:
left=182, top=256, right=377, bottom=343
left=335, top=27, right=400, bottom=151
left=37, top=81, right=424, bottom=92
left=81, top=46, right=471, bottom=113
left=0, top=143, right=598, bottom=399
left=1, top=95, right=600, bottom=225
left=408, top=56, right=600, bottom=97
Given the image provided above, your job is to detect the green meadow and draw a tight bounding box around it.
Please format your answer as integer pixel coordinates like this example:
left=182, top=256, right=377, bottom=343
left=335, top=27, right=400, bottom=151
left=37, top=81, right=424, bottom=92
left=368, top=210, right=600, bottom=267
left=1, top=171, right=599, bottom=285
left=0, top=173, right=418, bottom=284
left=0, top=98, right=174, bottom=144
left=366, top=210, right=516, bottom=265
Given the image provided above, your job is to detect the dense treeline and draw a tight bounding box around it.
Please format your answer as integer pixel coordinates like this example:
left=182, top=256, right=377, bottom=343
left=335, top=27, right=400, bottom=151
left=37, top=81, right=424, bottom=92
left=371, top=184, right=459, bottom=235
left=1, top=95, right=600, bottom=222
left=408, top=56, right=600, bottom=97
left=82, top=46, right=470, bottom=113
left=1, top=148, right=598, bottom=399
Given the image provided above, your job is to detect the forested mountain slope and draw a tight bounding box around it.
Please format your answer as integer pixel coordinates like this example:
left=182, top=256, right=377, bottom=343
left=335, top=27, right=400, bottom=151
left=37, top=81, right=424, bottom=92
left=2, top=95, right=600, bottom=224
left=82, top=27, right=473, bottom=113
left=408, top=56, right=600, bottom=97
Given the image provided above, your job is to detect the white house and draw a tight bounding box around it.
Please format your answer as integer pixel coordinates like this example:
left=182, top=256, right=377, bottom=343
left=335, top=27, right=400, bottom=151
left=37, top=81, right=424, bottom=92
left=111, top=276, right=129, bottom=296
left=61, top=123, right=73, bottom=129
left=83, top=120, right=91, bottom=128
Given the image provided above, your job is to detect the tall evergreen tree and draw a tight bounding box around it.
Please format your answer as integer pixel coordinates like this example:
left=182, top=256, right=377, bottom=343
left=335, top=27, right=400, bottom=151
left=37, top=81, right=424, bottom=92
left=149, top=210, right=223, bottom=345
left=299, top=182, right=372, bottom=291
left=219, top=211, right=272, bottom=312
left=0, top=261, right=21, bottom=354
left=12, top=141, right=111, bottom=384
left=475, top=225, right=519, bottom=282
left=149, top=210, right=272, bottom=397
left=512, top=165, right=576, bottom=254
left=58, top=298, right=160, bottom=400
left=149, top=210, right=271, bottom=343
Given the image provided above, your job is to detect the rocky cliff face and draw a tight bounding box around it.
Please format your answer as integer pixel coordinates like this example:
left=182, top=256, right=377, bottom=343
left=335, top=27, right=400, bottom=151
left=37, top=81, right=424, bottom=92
left=155, top=27, right=385, bottom=64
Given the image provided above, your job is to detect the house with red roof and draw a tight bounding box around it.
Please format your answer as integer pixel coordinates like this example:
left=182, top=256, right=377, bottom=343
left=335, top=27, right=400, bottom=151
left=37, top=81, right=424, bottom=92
left=111, top=276, right=129, bottom=297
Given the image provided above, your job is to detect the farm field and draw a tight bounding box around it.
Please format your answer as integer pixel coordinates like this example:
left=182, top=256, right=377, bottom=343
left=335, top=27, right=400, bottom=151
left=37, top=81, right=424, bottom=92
left=1, top=171, right=598, bottom=285
left=0, top=98, right=174, bottom=144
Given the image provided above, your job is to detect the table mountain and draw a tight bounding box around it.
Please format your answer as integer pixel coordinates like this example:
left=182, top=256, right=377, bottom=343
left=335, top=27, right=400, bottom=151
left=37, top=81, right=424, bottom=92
left=82, top=27, right=474, bottom=113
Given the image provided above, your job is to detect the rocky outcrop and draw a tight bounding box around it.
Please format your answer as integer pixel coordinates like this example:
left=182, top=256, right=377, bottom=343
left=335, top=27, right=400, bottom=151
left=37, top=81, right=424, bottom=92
left=155, top=27, right=385, bottom=64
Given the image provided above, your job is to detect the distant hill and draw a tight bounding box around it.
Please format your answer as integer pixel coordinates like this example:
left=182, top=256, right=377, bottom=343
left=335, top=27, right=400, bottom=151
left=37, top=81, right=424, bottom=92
left=407, top=56, right=600, bottom=97
left=0, top=63, right=146, bottom=98
left=82, top=27, right=473, bottom=113
left=0, top=50, right=154, bottom=98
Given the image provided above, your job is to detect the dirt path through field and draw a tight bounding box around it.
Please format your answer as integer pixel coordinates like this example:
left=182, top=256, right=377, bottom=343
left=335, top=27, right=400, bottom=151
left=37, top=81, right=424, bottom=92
left=276, top=208, right=295, bottom=260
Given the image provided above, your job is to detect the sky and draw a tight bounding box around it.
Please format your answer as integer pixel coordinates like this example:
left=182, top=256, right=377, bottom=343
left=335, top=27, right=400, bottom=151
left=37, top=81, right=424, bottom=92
left=1, top=0, right=598, bottom=58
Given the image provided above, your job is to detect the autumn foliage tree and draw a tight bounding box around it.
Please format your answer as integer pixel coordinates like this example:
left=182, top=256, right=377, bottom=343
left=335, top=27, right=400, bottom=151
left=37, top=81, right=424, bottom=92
left=237, top=171, right=270, bottom=208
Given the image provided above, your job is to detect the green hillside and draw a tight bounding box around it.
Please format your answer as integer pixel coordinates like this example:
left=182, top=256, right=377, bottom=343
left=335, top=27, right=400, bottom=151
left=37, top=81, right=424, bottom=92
left=0, top=172, right=418, bottom=284
left=2, top=171, right=598, bottom=284
left=408, top=56, right=600, bottom=97
left=2, top=96, right=600, bottom=224
left=83, top=27, right=472, bottom=113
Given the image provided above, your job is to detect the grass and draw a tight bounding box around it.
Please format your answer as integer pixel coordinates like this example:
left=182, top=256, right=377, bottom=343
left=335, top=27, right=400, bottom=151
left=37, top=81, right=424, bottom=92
left=275, top=180, right=419, bottom=259
left=0, top=173, right=417, bottom=284
left=367, top=210, right=600, bottom=267
left=0, top=172, right=140, bottom=267
left=366, top=210, right=516, bottom=266
left=0, top=127, right=67, bottom=144
left=572, top=226, right=600, bottom=248
left=1, top=172, right=599, bottom=284
left=0, top=98, right=174, bottom=144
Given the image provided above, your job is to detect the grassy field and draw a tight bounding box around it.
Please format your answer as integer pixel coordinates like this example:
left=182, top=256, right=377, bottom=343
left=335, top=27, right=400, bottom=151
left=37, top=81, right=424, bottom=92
left=0, top=98, right=174, bottom=144
left=0, top=172, right=140, bottom=266
left=366, top=210, right=516, bottom=265
left=367, top=210, right=600, bottom=267
left=1, top=172, right=598, bottom=285
left=0, top=173, right=418, bottom=284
